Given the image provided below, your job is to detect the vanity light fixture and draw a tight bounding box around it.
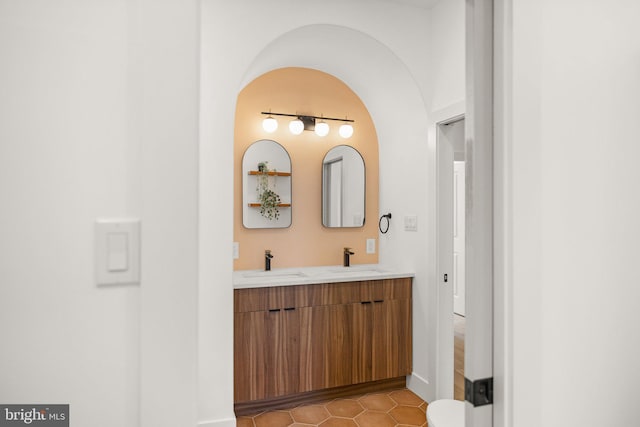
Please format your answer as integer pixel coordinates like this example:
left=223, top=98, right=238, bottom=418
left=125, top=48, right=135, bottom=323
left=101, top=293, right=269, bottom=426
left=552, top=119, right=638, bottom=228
left=339, top=122, right=354, bottom=138
left=315, top=119, right=330, bottom=137
left=260, top=111, right=355, bottom=138
left=262, top=113, right=278, bottom=133
left=288, top=118, right=304, bottom=135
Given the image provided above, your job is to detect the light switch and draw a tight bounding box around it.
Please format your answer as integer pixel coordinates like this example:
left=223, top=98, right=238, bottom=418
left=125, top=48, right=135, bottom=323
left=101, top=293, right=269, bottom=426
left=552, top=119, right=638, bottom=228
left=95, top=219, right=140, bottom=286
left=107, top=232, right=128, bottom=272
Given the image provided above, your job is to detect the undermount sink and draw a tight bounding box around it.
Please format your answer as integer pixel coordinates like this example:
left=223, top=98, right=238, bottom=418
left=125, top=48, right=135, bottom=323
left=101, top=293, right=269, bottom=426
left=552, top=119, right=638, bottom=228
left=242, top=270, right=307, bottom=279
left=325, top=267, right=388, bottom=275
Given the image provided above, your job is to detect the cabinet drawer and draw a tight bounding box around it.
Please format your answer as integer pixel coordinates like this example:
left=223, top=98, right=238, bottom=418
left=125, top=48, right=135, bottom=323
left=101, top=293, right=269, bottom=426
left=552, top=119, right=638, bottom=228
left=370, top=277, right=412, bottom=302
left=234, top=285, right=298, bottom=312
left=234, top=278, right=412, bottom=313
left=296, top=277, right=412, bottom=306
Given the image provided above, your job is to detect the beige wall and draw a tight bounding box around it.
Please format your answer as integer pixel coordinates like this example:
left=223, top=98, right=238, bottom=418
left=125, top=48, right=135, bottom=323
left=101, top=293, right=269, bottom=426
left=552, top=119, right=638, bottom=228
left=233, top=68, right=379, bottom=270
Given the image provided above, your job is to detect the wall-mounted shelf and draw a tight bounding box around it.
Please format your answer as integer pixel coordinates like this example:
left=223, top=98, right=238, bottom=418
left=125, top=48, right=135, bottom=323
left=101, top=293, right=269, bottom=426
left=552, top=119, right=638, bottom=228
left=242, top=140, right=292, bottom=229
left=247, top=203, right=291, bottom=208
left=248, top=171, right=292, bottom=177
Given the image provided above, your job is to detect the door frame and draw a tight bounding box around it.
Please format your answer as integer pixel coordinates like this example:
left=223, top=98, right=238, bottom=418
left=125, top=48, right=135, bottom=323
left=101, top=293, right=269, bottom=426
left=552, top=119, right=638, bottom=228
left=465, top=0, right=494, bottom=426
left=493, top=0, right=513, bottom=426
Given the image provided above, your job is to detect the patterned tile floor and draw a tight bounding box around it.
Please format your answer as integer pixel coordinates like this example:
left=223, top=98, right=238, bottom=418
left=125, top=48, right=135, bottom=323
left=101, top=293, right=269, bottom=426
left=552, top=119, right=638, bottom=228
left=236, top=388, right=428, bottom=427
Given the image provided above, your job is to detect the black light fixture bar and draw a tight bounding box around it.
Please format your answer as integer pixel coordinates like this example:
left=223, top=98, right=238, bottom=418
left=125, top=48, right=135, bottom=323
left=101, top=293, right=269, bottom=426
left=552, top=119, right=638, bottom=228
left=261, top=111, right=354, bottom=123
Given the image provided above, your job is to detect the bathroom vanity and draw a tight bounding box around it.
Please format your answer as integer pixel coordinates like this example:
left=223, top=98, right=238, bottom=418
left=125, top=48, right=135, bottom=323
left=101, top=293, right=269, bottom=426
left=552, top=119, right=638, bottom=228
left=233, top=265, right=414, bottom=415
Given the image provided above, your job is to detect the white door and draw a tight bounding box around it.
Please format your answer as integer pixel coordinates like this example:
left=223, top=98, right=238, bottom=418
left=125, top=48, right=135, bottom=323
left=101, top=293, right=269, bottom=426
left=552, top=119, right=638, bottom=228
left=453, top=161, right=466, bottom=316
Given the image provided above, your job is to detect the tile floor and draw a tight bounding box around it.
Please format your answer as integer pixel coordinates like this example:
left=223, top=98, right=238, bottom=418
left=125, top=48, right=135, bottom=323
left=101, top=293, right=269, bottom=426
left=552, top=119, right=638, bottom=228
left=236, top=388, right=428, bottom=427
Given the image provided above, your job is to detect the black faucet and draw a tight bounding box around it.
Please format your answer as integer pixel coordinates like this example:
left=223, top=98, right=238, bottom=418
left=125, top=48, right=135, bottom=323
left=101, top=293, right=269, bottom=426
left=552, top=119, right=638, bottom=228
left=265, top=250, right=274, bottom=271
left=343, top=247, right=354, bottom=267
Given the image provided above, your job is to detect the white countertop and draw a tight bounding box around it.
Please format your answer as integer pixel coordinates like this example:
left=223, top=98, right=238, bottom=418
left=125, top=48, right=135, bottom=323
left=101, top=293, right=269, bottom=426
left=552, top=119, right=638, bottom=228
left=233, top=264, right=415, bottom=289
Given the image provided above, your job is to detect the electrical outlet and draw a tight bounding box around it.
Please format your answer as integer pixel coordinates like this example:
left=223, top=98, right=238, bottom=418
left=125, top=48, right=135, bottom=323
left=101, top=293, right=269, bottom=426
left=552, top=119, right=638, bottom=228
left=366, top=238, right=376, bottom=254
left=233, top=242, right=239, bottom=259
left=404, top=215, right=418, bottom=231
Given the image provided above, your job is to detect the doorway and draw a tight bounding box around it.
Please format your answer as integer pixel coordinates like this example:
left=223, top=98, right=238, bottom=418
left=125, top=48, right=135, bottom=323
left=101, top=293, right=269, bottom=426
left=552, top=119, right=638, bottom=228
left=449, top=119, right=467, bottom=401
left=436, top=115, right=465, bottom=401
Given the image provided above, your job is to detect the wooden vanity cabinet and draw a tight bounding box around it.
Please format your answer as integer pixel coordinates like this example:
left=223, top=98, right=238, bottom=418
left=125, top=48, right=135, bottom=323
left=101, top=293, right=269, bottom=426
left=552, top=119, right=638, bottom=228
left=351, top=297, right=413, bottom=383
left=233, top=278, right=412, bottom=407
left=234, top=307, right=301, bottom=401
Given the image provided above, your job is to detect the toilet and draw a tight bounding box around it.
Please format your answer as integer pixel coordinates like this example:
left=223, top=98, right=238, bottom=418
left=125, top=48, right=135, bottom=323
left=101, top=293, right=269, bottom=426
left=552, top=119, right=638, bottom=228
left=426, top=399, right=464, bottom=427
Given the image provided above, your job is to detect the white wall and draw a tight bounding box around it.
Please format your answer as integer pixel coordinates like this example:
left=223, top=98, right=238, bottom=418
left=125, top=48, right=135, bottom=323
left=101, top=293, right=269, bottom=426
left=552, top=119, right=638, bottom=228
left=428, top=0, right=466, bottom=113
left=424, top=0, right=466, bottom=401
left=502, top=1, right=640, bottom=425
left=0, top=1, right=200, bottom=426
left=135, top=1, right=199, bottom=426
left=0, top=1, right=139, bottom=426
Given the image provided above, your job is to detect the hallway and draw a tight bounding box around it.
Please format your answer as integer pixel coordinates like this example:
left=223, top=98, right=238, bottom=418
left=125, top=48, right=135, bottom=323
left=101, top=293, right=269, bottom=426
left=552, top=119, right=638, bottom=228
left=454, top=314, right=465, bottom=401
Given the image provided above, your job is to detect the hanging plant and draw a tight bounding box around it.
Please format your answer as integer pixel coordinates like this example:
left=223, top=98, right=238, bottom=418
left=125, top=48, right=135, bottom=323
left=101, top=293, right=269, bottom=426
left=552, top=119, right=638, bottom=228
left=259, top=189, right=281, bottom=220
left=256, top=161, right=281, bottom=220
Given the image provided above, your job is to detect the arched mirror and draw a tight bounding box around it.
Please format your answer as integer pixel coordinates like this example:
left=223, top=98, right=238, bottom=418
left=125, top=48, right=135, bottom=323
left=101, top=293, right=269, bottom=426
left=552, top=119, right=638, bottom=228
left=242, top=139, right=292, bottom=228
left=322, top=145, right=365, bottom=227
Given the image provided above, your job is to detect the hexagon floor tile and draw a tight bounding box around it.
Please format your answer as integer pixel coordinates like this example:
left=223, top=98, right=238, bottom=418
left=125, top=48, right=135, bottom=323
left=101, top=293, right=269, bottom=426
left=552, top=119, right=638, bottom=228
left=237, top=388, right=434, bottom=427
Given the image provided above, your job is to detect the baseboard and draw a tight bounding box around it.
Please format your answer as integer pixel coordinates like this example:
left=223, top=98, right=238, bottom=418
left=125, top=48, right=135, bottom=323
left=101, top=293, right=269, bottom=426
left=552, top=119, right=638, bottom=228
left=197, top=416, right=237, bottom=427
left=234, top=377, right=406, bottom=416
left=407, top=372, right=434, bottom=403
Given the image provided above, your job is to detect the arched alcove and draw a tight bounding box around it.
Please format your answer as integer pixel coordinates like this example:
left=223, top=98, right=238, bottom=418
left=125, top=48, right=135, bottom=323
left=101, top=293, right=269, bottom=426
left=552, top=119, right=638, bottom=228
left=199, top=19, right=435, bottom=426
left=233, top=67, right=380, bottom=269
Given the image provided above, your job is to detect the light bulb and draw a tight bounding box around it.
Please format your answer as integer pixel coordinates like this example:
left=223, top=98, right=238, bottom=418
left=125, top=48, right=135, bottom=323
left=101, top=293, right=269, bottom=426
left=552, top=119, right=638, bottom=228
left=339, top=123, right=354, bottom=138
left=289, top=118, right=304, bottom=135
left=262, top=116, right=278, bottom=133
left=315, top=121, right=329, bottom=137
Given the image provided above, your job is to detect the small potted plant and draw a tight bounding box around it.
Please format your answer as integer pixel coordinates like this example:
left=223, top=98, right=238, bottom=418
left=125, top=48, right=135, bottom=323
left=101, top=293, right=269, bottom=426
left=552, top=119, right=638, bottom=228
left=256, top=161, right=281, bottom=220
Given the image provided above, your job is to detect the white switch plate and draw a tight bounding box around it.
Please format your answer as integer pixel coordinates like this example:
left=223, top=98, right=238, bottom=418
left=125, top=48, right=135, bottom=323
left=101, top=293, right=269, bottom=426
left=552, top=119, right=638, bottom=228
left=366, top=238, right=376, bottom=254
left=107, top=232, right=128, bottom=271
left=404, top=215, right=418, bottom=232
left=95, top=219, right=140, bottom=286
left=233, top=242, right=239, bottom=259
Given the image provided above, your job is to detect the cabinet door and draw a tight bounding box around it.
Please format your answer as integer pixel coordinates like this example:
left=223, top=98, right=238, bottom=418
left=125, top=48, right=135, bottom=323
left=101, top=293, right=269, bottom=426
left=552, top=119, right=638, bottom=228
left=278, top=308, right=301, bottom=397
left=300, top=304, right=353, bottom=391
left=371, top=298, right=413, bottom=380
left=234, top=308, right=300, bottom=402
left=234, top=311, right=269, bottom=402
left=351, top=301, right=373, bottom=384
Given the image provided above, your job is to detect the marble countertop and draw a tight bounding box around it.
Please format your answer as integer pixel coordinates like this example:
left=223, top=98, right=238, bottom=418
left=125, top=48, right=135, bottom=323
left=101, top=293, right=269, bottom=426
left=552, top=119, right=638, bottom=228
left=233, top=264, right=415, bottom=289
